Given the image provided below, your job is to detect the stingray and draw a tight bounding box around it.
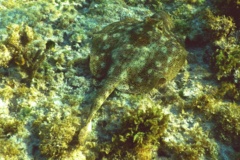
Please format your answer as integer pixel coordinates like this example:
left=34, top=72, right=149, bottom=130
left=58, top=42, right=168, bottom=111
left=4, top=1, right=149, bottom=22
left=78, top=12, right=187, bottom=143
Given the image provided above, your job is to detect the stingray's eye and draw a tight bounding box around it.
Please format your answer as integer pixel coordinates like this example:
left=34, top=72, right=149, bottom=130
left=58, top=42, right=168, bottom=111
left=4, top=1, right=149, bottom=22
left=150, top=13, right=161, bottom=19
left=159, top=78, right=166, bottom=84
left=156, top=22, right=163, bottom=30
left=150, top=12, right=173, bottom=31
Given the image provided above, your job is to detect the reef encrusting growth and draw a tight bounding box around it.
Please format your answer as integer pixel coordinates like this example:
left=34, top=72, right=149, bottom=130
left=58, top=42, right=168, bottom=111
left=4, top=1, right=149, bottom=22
left=0, top=0, right=240, bottom=159
left=0, top=1, right=91, bottom=159
left=0, top=117, right=25, bottom=159
left=1, top=24, right=47, bottom=85
left=212, top=0, right=240, bottom=27
left=201, top=8, right=240, bottom=101
left=182, top=94, right=240, bottom=159
left=33, top=115, right=80, bottom=159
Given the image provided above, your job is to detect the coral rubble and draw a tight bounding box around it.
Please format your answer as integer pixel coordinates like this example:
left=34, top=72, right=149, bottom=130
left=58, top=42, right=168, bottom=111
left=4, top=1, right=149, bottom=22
left=0, top=0, right=240, bottom=159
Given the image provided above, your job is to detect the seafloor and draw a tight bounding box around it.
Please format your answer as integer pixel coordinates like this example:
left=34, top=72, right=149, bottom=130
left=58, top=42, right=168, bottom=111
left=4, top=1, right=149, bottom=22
left=0, top=0, right=240, bottom=160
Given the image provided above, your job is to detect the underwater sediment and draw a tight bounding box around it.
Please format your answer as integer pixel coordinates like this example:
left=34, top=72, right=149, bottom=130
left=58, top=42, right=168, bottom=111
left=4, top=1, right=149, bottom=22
left=0, top=0, right=240, bottom=159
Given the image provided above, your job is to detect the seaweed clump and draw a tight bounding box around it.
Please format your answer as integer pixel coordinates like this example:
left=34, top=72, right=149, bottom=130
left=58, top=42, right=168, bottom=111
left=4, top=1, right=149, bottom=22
left=212, top=0, right=240, bottom=27
left=33, top=115, right=80, bottom=158
left=183, top=94, right=240, bottom=158
left=214, top=103, right=240, bottom=151
left=98, top=107, right=169, bottom=160
left=33, top=116, right=80, bottom=159
left=0, top=117, right=24, bottom=159
left=1, top=24, right=49, bottom=86
left=203, top=9, right=236, bottom=43
left=162, top=122, right=219, bottom=160
left=202, top=9, right=240, bottom=101
left=214, top=47, right=240, bottom=100
left=0, top=44, right=12, bottom=67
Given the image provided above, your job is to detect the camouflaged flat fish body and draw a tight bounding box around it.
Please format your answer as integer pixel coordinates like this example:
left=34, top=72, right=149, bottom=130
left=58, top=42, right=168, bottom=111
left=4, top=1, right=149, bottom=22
left=90, top=13, right=187, bottom=94
left=78, top=13, right=187, bottom=143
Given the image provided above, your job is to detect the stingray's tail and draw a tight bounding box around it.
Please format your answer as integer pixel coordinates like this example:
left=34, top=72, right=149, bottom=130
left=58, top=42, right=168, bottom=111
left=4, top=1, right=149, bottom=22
left=86, top=75, right=121, bottom=124
left=78, top=70, right=126, bottom=144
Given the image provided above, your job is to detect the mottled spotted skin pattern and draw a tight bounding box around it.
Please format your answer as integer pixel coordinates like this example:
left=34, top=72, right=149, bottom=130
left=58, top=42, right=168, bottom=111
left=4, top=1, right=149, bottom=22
left=81, top=12, right=187, bottom=135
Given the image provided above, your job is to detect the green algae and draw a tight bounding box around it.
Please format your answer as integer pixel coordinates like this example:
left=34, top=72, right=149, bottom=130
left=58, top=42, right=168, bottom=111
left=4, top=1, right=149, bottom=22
left=0, top=0, right=240, bottom=159
left=3, top=24, right=47, bottom=85
left=215, top=102, right=240, bottom=146
left=91, top=92, right=221, bottom=160
left=0, top=117, right=24, bottom=159
left=202, top=8, right=236, bottom=42
left=105, top=107, right=168, bottom=160
left=162, top=124, right=219, bottom=160
left=182, top=94, right=240, bottom=157
left=215, top=47, right=240, bottom=80
left=200, top=8, right=240, bottom=101
left=0, top=118, right=22, bottom=138
left=33, top=115, right=80, bottom=158
left=90, top=96, right=169, bottom=160
left=0, top=44, right=11, bottom=67
left=214, top=47, right=240, bottom=101
left=212, top=0, right=240, bottom=27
